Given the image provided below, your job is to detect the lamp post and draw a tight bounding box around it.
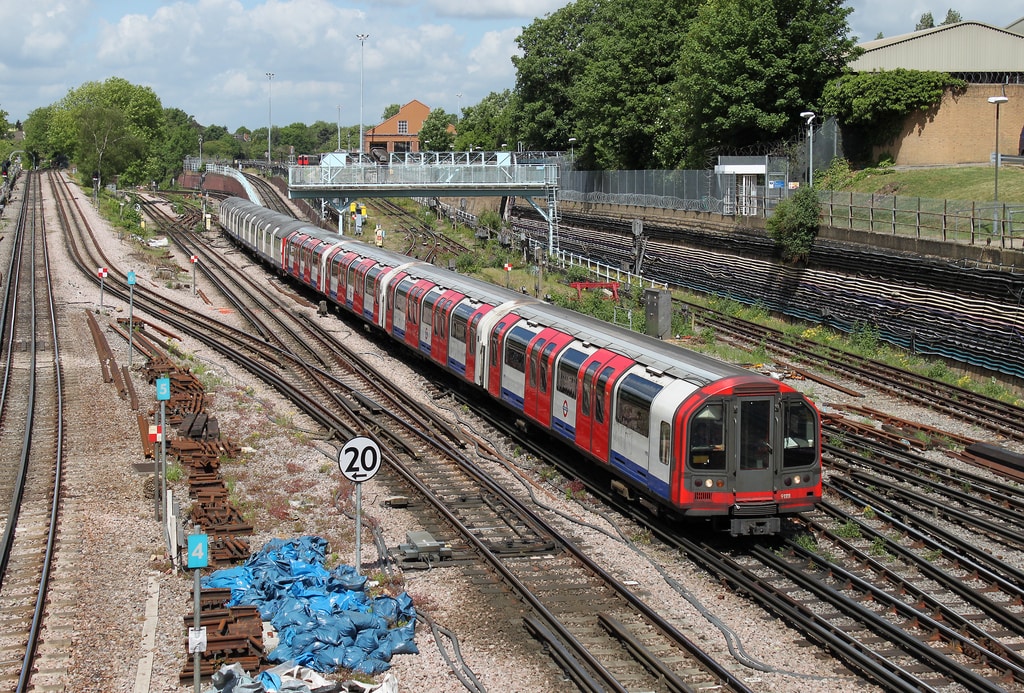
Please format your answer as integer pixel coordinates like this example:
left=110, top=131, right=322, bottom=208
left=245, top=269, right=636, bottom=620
left=357, top=34, right=369, bottom=160
left=568, top=137, right=577, bottom=166
left=988, top=95, right=1009, bottom=232
left=266, top=72, right=274, bottom=164
left=198, top=135, right=203, bottom=169
left=337, top=105, right=342, bottom=151
left=456, top=92, right=462, bottom=121
left=799, top=111, right=815, bottom=186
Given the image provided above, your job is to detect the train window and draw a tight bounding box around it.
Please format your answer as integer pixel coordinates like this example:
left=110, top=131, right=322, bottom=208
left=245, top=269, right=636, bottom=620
left=490, top=322, right=506, bottom=367
left=580, top=362, right=600, bottom=416
left=594, top=365, right=615, bottom=424
left=688, top=403, right=725, bottom=469
left=556, top=348, right=587, bottom=398
left=740, top=400, right=772, bottom=470
left=782, top=400, right=817, bottom=468
left=540, top=342, right=558, bottom=393
left=452, top=315, right=467, bottom=343
left=529, top=339, right=545, bottom=388
left=615, top=374, right=661, bottom=436
left=660, top=421, right=672, bottom=467
left=504, top=326, right=531, bottom=373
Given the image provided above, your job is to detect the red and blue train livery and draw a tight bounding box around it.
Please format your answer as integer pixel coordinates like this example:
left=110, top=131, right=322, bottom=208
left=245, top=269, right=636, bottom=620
left=218, top=197, right=822, bottom=535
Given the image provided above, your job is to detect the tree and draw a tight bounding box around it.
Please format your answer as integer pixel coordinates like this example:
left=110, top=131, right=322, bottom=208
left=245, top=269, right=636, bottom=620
left=672, top=0, right=857, bottom=168
left=418, top=109, right=455, bottom=151
left=78, top=105, right=143, bottom=191
left=767, top=186, right=820, bottom=262
left=0, top=106, right=9, bottom=138
left=511, top=0, right=595, bottom=152
left=381, top=104, right=400, bottom=121
left=916, top=12, right=935, bottom=31
left=941, top=9, right=962, bottom=25
left=454, top=91, right=514, bottom=151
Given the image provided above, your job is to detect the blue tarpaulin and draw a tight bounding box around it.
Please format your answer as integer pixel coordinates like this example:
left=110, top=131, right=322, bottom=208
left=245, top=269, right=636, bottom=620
left=203, top=536, right=418, bottom=675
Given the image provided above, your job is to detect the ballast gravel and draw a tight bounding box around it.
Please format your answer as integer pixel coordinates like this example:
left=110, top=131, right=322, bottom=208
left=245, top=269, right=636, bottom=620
left=18, top=171, right=1018, bottom=693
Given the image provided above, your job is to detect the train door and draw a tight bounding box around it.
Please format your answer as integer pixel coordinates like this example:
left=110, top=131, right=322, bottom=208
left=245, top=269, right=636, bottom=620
left=420, top=288, right=442, bottom=356
left=487, top=317, right=521, bottom=399
left=448, top=300, right=477, bottom=377
left=500, top=322, right=543, bottom=410
left=583, top=354, right=633, bottom=462
left=432, top=292, right=464, bottom=368
left=351, top=259, right=376, bottom=317
left=324, top=247, right=346, bottom=300
left=550, top=343, right=596, bottom=440
left=734, top=398, right=775, bottom=496
left=341, top=254, right=361, bottom=309
left=465, top=304, right=493, bottom=385
left=523, top=328, right=571, bottom=425
left=365, top=265, right=391, bottom=324
left=386, top=274, right=411, bottom=336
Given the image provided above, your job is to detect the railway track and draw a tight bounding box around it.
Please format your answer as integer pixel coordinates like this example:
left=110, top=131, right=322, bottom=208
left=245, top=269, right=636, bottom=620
left=0, top=171, right=65, bottom=692
left=33, top=179, right=760, bottom=690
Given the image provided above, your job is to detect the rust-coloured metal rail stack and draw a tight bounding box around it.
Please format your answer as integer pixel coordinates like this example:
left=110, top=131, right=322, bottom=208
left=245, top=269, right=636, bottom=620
left=179, top=588, right=263, bottom=681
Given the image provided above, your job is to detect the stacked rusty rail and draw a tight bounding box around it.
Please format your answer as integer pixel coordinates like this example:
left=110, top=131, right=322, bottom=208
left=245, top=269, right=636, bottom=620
left=179, top=589, right=263, bottom=681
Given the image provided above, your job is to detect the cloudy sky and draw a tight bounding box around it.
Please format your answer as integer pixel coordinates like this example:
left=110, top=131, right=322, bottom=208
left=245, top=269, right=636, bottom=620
left=1, top=1, right=1019, bottom=133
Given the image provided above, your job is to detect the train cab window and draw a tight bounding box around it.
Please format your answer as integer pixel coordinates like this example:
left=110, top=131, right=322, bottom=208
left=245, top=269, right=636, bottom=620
left=782, top=400, right=817, bottom=468
left=740, top=400, right=772, bottom=470
left=689, top=403, right=726, bottom=470
left=490, top=322, right=507, bottom=367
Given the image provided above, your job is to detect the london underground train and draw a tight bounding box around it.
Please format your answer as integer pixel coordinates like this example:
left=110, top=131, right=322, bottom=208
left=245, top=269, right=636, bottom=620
left=218, top=197, right=821, bottom=535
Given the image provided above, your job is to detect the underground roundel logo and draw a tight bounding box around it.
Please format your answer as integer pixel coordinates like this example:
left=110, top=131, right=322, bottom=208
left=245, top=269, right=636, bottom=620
left=562, top=399, right=569, bottom=417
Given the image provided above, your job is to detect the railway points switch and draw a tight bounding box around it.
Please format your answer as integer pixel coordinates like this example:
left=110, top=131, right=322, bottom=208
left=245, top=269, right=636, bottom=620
left=399, top=530, right=452, bottom=563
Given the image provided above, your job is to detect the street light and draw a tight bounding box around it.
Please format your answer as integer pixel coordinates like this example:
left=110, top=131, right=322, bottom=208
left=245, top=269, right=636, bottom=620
left=799, top=111, right=816, bottom=186
left=456, top=92, right=462, bottom=121
left=266, top=72, right=274, bottom=164
left=568, top=137, right=577, bottom=165
left=357, top=33, right=369, bottom=160
left=198, top=135, right=203, bottom=169
left=337, top=105, right=342, bottom=151
left=989, top=95, right=1009, bottom=232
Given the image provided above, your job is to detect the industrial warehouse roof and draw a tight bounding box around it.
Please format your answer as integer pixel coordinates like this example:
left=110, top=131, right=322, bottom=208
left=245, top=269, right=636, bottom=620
left=850, top=21, right=1024, bottom=78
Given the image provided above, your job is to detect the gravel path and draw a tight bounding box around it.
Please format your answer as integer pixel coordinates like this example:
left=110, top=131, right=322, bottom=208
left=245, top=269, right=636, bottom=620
left=13, top=171, right=1016, bottom=693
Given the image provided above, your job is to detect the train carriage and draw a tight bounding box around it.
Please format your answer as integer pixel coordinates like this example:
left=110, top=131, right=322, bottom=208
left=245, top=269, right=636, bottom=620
left=218, top=197, right=822, bottom=535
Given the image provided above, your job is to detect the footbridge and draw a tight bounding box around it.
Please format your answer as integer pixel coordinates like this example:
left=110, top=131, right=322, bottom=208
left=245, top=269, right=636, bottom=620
left=287, top=151, right=561, bottom=250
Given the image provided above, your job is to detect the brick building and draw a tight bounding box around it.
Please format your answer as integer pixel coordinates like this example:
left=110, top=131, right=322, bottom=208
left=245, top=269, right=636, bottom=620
left=363, top=100, right=430, bottom=158
left=850, top=20, right=1024, bottom=165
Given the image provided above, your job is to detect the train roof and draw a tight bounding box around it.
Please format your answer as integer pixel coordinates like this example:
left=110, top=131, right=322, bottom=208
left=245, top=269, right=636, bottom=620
left=218, top=197, right=757, bottom=385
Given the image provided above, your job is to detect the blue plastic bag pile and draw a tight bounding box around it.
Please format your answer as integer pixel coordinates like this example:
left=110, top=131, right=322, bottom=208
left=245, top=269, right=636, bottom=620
left=203, top=535, right=418, bottom=675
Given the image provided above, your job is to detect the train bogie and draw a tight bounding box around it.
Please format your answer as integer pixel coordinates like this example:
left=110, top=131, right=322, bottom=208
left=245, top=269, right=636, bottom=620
left=217, top=197, right=822, bottom=536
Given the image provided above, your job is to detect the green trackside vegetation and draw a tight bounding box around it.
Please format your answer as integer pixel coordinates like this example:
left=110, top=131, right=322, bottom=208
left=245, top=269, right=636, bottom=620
left=819, top=159, right=1024, bottom=203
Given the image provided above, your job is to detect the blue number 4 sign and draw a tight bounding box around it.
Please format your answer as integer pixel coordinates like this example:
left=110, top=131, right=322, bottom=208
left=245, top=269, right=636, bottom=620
left=187, top=534, right=209, bottom=569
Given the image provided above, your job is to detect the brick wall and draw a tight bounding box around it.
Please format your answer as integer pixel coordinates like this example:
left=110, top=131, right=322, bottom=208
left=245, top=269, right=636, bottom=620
left=875, top=83, right=1024, bottom=165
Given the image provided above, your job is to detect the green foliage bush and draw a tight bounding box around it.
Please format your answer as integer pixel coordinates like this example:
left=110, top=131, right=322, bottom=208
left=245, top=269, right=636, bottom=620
left=766, top=185, right=820, bottom=262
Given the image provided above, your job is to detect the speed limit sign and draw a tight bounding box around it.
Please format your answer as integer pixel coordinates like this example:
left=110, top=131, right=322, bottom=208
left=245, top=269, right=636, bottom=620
left=338, top=436, right=382, bottom=482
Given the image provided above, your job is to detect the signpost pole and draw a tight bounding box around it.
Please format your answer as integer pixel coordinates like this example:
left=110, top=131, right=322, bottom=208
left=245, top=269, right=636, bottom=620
left=337, top=436, right=382, bottom=575
left=187, top=532, right=209, bottom=693
left=155, top=377, right=171, bottom=520
left=190, top=255, right=198, bottom=295
left=127, top=271, right=137, bottom=369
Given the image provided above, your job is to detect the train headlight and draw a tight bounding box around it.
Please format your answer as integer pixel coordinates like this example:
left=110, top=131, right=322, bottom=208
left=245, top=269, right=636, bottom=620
left=694, top=479, right=702, bottom=488
left=794, top=475, right=802, bottom=484
left=784, top=477, right=792, bottom=486
left=705, top=479, right=714, bottom=488
left=716, top=479, right=724, bottom=488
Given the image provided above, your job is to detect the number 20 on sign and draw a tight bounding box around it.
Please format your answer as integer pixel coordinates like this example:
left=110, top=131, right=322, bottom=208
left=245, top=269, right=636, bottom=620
left=338, top=436, right=382, bottom=482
